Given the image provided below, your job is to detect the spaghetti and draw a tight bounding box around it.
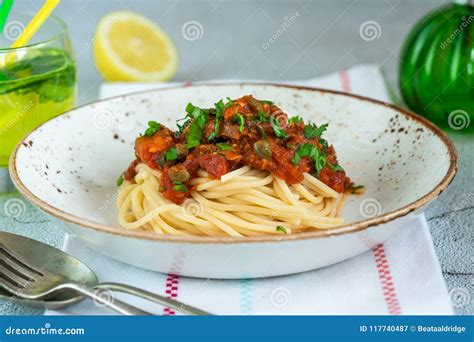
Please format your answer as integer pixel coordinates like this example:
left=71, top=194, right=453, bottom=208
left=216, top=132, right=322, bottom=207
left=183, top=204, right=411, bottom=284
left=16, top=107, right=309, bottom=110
left=117, top=95, right=351, bottom=237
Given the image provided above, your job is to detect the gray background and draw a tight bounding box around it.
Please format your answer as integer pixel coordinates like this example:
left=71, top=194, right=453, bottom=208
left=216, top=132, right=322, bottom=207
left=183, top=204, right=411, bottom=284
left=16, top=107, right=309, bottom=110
left=1, top=0, right=472, bottom=315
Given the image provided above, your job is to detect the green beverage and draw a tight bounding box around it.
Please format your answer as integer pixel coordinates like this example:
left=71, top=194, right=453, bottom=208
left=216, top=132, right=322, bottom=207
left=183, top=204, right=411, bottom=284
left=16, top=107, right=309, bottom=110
left=0, top=47, right=76, bottom=166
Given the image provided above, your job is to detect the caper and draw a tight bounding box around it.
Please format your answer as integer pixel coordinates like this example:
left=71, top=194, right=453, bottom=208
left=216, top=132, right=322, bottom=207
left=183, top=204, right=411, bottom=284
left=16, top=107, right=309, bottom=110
left=254, top=140, right=272, bottom=160
left=155, top=153, right=166, bottom=167
left=168, top=165, right=190, bottom=182
left=286, top=141, right=298, bottom=150
left=175, top=143, right=188, bottom=158
left=248, top=97, right=264, bottom=112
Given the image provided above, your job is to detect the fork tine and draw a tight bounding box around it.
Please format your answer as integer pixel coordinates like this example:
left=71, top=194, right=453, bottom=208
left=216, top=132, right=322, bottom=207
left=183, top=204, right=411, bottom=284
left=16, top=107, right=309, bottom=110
left=0, top=262, right=30, bottom=289
left=0, top=245, right=43, bottom=278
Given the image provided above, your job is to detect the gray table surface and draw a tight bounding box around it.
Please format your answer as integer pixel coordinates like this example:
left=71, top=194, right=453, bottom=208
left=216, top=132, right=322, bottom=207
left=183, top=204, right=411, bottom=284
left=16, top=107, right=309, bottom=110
left=0, top=0, right=472, bottom=315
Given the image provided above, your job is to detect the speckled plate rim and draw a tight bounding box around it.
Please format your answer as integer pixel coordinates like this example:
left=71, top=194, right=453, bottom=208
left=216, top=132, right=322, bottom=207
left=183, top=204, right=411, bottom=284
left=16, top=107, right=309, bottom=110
left=9, top=83, right=459, bottom=244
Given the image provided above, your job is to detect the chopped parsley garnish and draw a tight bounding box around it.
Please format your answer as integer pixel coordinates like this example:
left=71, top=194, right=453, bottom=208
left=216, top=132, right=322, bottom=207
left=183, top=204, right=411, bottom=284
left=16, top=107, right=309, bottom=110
left=350, top=184, right=365, bottom=194
left=261, top=100, right=273, bottom=105
left=257, top=126, right=267, bottom=138
left=186, top=108, right=208, bottom=148
left=304, top=123, right=328, bottom=139
left=234, top=113, right=245, bottom=132
left=176, top=104, right=197, bottom=134
left=291, top=143, right=314, bottom=165
left=256, top=111, right=269, bottom=123
left=165, top=147, right=178, bottom=161
left=319, top=138, right=329, bottom=149
left=292, top=153, right=301, bottom=165
left=215, top=99, right=225, bottom=112
left=185, top=102, right=196, bottom=114
left=173, top=181, right=187, bottom=192
left=314, top=154, right=326, bottom=175
left=288, top=115, right=303, bottom=124
left=270, top=116, right=288, bottom=138
left=291, top=142, right=327, bottom=175
left=276, top=226, right=287, bottom=234
left=143, top=121, right=161, bottom=137
left=209, top=99, right=227, bottom=141
left=116, top=174, right=124, bottom=186
left=217, top=142, right=234, bottom=151
left=328, top=163, right=344, bottom=172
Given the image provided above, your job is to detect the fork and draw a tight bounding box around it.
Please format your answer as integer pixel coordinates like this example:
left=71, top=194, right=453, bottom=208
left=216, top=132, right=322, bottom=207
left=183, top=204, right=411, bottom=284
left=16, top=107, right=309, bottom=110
left=0, top=244, right=151, bottom=315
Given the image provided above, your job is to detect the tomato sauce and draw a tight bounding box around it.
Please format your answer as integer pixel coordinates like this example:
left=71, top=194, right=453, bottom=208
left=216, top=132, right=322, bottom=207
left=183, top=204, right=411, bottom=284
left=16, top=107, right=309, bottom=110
left=123, top=95, right=350, bottom=204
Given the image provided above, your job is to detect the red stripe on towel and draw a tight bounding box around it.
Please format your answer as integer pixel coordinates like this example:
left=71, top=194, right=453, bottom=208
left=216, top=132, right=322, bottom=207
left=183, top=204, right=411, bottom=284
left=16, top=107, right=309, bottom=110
left=163, top=274, right=180, bottom=315
left=163, top=251, right=185, bottom=315
left=338, top=70, right=351, bottom=92
left=373, top=244, right=402, bottom=315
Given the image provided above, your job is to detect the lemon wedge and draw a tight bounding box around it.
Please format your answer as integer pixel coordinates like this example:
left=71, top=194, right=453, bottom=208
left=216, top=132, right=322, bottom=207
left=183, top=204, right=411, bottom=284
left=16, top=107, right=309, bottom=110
left=93, top=11, right=179, bottom=82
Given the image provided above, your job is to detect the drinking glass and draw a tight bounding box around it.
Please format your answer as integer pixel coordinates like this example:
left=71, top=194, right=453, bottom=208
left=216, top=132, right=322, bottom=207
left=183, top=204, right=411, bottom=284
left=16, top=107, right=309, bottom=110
left=0, top=12, right=76, bottom=192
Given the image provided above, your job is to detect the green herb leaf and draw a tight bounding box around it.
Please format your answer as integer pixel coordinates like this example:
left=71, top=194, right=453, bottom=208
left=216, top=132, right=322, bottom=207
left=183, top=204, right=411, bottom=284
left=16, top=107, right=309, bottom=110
left=292, top=143, right=327, bottom=175
left=270, top=116, right=288, bottom=138
left=217, top=143, right=234, bottom=151
left=215, top=99, right=225, bottom=112
left=350, top=184, right=365, bottom=194
left=276, top=226, right=287, bottom=234
left=292, top=153, right=301, bottom=165
left=173, top=181, right=188, bottom=192
left=319, top=138, right=328, bottom=149
left=209, top=100, right=225, bottom=141
left=234, top=113, right=245, bottom=133
left=256, top=111, right=269, bottom=123
left=304, top=123, right=328, bottom=139
left=298, top=143, right=314, bottom=157
left=143, top=121, right=161, bottom=137
left=116, top=174, right=124, bottom=186
left=261, top=100, right=273, bottom=105
left=165, top=147, right=178, bottom=161
left=288, top=115, right=303, bottom=124
left=292, top=143, right=315, bottom=165
left=313, top=150, right=327, bottom=175
left=185, top=102, right=196, bottom=115
left=225, top=97, right=234, bottom=107
left=328, top=163, right=344, bottom=172
left=186, top=108, right=208, bottom=148
left=257, top=126, right=267, bottom=138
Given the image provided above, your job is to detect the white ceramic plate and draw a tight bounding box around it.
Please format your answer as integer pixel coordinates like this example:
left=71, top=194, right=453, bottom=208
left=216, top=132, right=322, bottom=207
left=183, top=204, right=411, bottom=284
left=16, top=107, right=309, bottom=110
left=10, top=84, right=457, bottom=279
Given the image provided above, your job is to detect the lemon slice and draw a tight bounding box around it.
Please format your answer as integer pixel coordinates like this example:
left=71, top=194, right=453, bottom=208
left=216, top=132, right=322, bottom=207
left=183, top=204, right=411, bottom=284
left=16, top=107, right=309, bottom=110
left=93, top=11, right=179, bottom=82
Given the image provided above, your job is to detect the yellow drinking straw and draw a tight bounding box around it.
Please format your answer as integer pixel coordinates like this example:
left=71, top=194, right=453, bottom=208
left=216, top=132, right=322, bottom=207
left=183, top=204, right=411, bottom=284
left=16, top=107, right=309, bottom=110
left=10, top=0, right=61, bottom=49
left=3, top=0, right=60, bottom=66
